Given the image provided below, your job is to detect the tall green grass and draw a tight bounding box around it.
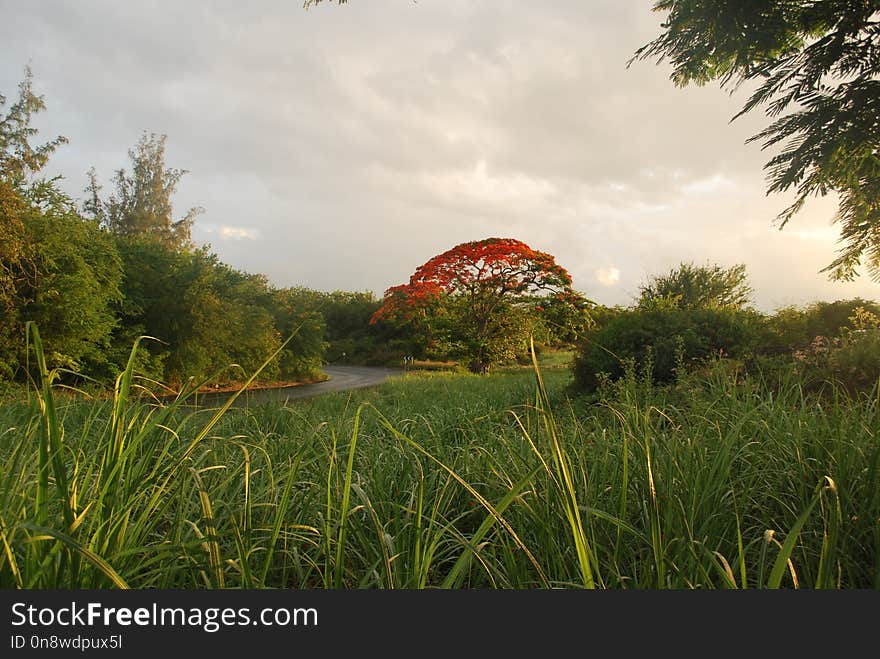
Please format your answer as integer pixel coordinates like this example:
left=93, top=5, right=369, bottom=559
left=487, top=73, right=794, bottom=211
left=1, top=333, right=877, bottom=588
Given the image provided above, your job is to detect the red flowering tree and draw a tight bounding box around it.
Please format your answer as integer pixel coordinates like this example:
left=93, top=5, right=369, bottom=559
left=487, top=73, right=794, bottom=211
left=372, top=237, right=581, bottom=372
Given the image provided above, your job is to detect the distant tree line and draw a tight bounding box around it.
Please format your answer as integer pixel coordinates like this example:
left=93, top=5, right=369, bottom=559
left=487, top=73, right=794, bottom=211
left=0, top=68, right=395, bottom=390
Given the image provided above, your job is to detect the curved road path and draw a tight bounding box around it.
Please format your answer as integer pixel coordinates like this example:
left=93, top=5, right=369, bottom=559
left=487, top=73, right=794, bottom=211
left=189, top=365, right=402, bottom=408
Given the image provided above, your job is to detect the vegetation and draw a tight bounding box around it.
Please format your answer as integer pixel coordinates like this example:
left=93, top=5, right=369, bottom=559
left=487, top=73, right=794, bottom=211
left=2, top=183, right=122, bottom=377
left=1, top=69, right=121, bottom=379
left=1, top=335, right=877, bottom=589
left=573, top=306, right=764, bottom=392
left=0, top=66, right=67, bottom=184
left=0, top=70, right=376, bottom=390
left=85, top=132, right=201, bottom=250
left=766, top=297, right=880, bottom=352
left=2, top=55, right=878, bottom=592
left=8, top=70, right=600, bottom=388
left=574, top=261, right=880, bottom=396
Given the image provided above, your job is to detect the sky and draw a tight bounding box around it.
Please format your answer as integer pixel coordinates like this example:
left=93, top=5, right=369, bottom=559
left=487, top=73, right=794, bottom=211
left=3, top=0, right=878, bottom=312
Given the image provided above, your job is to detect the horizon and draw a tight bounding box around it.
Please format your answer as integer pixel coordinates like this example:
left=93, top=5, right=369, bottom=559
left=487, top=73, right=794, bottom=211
left=3, top=1, right=878, bottom=313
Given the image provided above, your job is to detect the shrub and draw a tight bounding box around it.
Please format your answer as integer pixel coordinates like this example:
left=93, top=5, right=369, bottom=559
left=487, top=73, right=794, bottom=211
left=572, top=307, right=764, bottom=392
left=637, top=261, right=752, bottom=310
left=790, top=307, right=880, bottom=394
left=766, top=298, right=880, bottom=352
left=826, top=330, right=880, bottom=394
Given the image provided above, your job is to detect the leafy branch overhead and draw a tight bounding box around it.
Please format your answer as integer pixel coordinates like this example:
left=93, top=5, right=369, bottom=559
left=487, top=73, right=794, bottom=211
left=632, top=0, right=880, bottom=281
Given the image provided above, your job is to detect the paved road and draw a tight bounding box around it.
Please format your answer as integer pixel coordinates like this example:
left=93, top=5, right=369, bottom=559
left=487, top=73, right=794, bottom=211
left=188, top=365, right=402, bottom=408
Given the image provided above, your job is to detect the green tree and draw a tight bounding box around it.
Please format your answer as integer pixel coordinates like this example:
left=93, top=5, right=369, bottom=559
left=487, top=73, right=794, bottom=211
left=1, top=68, right=121, bottom=379
left=1, top=67, right=69, bottom=370
left=8, top=183, right=122, bottom=376
left=531, top=290, right=595, bottom=347
left=85, top=132, right=201, bottom=250
left=270, top=287, right=327, bottom=379
left=159, top=249, right=269, bottom=386
left=0, top=66, right=67, bottom=186
left=314, top=290, right=383, bottom=362
left=637, top=262, right=753, bottom=310
left=633, top=1, right=880, bottom=281
left=201, top=264, right=284, bottom=384
left=112, top=240, right=289, bottom=387
left=0, top=180, right=28, bottom=377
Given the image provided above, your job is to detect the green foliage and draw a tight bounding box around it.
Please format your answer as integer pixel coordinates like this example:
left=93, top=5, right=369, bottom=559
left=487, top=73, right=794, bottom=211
left=572, top=306, right=763, bottom=392
left=786, top=307, right=880, bottom=395
left=374, top=238, right=580, bottom=372
left=13, top=184, right=122, bottom=374
left=585, top=304, right=627, bottom=332
left=174, top=259, right=284, bottom=385
left=0, top=69, right=332, bottom=389
left=381, top=293, right=546, bottom=371
left=103, top=236, right=180, bottom=381
left=0, top=180, right=28, bottom=379
left=634, top=1, right=880, bottom=280
left=312, top=288, right=437, bottom=367
left=529, top=291, right=595, bottom=347
left=766, top=297, right=880, bottom=352
left=269, top=287, right=327, bottom=379
left=1, top=67, right=71, bottom=378
left=0, top=177, right=121, bottom=379
left=109, top=240, right=325, bottom=387
left=637, top=261, right=753, bottom=310
left=445, top=297, right=543, bottom=372
left=315, top=290, right=383, bottom=363
left=824, top=330, right=880, bottom=394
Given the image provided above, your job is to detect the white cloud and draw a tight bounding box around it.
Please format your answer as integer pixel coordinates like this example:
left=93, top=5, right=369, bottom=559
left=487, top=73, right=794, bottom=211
left=680, top=174, right=736, bottom=196
left=595, top=267, right=621, bottom=287
left=422, top=159, right=557, bottom=207
left=219, top=226, right=259, bottom=240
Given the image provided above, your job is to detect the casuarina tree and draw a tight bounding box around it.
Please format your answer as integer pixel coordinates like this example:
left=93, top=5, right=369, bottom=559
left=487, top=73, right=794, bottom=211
left=84, top=132, right=202, bottom=250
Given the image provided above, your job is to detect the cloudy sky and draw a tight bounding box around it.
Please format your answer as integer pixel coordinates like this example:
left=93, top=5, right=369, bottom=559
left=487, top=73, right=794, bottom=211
left=3, top=0, right=877, bottom=311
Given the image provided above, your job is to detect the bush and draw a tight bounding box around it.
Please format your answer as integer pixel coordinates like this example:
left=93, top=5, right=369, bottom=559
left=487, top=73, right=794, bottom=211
left=766, top=298, right=880, bottom=352
left=787, top=326, right=880, bottom=396
left=826, top=330, right=880, bottom=393
left=572, top=307, right=764, bottom=392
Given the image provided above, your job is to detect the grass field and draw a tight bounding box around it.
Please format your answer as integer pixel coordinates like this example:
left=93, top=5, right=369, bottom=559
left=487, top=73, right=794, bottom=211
left=1, top=338, right=878, bottom=589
